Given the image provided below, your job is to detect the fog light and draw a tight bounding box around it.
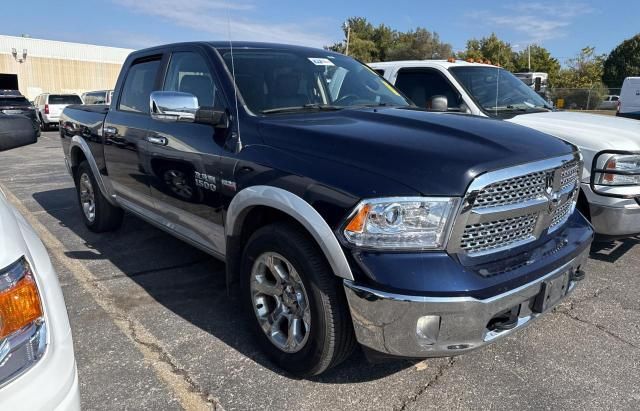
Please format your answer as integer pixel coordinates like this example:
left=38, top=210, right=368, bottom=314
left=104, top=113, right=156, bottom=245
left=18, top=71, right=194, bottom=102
left=416, top=315, right=440, bottom=346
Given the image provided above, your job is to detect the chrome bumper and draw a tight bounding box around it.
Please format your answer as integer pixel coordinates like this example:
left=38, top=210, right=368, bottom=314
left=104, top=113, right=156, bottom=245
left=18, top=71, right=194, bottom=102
left=343, top=248, right=589, bottom=358
left=590, top=202, right=640, bottom=236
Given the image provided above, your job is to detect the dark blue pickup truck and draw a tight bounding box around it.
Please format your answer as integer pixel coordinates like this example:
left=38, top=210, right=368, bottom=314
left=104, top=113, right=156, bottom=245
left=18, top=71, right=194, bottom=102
left=59, top=42, right=593, bottom=376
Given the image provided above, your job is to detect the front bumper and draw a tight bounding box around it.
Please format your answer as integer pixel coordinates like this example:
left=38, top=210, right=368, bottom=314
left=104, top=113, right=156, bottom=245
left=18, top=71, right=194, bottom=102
left=344, top=247, right=589, bottom=358
left=590, top=202, right=640, bottom=236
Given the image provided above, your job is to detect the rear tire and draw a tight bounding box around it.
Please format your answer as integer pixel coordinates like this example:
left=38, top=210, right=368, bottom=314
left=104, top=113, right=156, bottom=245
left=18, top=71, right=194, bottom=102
left=39, top=116, right=48, bottom=131
left=241, top=222, right=356, bottom=377
left=75, top=161, right=123, bottom=232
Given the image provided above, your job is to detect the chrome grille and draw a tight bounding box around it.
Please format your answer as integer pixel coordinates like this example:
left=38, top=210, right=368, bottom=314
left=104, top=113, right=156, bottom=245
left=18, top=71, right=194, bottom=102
left=460, top=213, right=538, bottom=253
left=448, top=155, right=582, bottom=257
left=550, top=196, right=574, bottom=230
left=560, top=162, right=580, bottom=191
left=474, top=171, right=547, bottom=208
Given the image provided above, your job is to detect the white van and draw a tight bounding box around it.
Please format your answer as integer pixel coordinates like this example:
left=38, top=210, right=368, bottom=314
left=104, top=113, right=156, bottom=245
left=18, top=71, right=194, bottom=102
left=618, top=77, right=640, bottom=120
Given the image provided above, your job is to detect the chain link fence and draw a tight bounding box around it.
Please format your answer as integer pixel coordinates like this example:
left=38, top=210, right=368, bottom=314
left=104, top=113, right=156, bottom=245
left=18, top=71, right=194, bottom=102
left=547, top=88, right=622, bottom=111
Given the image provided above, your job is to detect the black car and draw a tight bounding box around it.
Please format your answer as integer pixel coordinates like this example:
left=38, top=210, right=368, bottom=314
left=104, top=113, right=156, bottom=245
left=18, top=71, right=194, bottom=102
left=0, top=90, right=40, bottom=136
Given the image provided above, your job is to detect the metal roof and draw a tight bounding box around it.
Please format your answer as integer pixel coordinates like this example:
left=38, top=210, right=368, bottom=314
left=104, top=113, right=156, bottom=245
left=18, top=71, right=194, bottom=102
left=0, top=35, right=134, bottom=63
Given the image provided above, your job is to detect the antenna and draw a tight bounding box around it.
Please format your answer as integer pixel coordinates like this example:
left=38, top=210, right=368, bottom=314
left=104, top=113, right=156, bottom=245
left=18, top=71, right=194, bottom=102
left=226, top=2, right=242, bottom=153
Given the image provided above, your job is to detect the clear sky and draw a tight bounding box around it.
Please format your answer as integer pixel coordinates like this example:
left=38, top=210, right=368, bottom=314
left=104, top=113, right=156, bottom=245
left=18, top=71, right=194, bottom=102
left=4, top=0, right=638, bottom=63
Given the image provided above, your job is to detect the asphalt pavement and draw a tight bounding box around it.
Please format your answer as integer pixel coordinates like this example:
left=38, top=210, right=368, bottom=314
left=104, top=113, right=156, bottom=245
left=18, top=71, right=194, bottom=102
left=1, top=131, right=639, bottom=410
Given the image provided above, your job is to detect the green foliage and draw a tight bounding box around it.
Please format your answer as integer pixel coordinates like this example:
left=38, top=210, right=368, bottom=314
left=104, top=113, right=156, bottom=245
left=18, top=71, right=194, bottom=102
left=552, top=47, right=606, bottom=89
left=457, top=33, right=515, bottom=71
left=326, top=17, right=452, bottom=63
left=603, top=34, right=640, bottom=88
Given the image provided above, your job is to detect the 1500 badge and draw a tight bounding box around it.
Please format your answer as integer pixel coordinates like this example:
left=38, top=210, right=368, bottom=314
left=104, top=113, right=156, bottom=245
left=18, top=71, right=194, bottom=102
left=194, top=172, right=217, bottom=192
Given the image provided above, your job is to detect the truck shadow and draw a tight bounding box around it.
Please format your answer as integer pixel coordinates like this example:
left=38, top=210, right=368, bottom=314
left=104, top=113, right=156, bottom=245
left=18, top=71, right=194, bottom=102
left=32, top=187, right=414, bottom=383
left=589, top=236, right=640, bottom=263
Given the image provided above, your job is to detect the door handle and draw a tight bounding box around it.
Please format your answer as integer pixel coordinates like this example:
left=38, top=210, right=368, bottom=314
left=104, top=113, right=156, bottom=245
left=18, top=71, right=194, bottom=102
left=146, top=136, right=168, bottom=146
left=103, top=126, right=118, bottom=136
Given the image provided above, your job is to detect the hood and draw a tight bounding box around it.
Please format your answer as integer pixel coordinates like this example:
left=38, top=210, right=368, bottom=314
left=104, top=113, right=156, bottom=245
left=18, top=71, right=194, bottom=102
left=258, top=107, right=575, bottom=196
left=508, top=111, right=640, bottom=152
left=0, top=188, right=28, bottom=270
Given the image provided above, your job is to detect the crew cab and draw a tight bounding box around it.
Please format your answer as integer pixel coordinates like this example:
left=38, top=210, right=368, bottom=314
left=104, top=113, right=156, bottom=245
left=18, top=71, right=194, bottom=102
left=371, top=60, right=640, bottom=238
left=60, top=42, right=593, bottom=376
left=0, top=114, right=80, bottom=409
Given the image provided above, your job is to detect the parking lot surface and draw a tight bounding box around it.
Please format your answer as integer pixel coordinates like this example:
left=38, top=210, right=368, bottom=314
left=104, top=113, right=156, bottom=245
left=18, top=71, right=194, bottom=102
left=1, top=132, right=639, bottom=410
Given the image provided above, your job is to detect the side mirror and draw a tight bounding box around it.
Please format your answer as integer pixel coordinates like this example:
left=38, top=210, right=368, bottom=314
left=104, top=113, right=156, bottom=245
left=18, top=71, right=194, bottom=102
left=150, top=91, right=198, bottom=122
left=0, top=115, right=38, bottom=152
left=430, top=95, right=448, bottom=112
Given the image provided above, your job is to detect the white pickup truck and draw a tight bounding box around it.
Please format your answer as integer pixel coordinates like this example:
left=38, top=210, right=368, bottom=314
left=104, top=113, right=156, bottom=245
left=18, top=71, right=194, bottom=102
left=370, top=60, right=640, bottom=237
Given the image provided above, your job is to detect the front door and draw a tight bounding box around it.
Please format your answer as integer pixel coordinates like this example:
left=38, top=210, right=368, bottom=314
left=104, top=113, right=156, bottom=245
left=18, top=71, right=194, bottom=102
left=146, top=48, right=231, bottom=256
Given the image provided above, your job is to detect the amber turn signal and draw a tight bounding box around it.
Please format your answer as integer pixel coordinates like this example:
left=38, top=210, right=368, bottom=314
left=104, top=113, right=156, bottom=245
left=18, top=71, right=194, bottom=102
left=0, top=272, right=43, bottom=340
left=344, top=204, right=371, bottom=233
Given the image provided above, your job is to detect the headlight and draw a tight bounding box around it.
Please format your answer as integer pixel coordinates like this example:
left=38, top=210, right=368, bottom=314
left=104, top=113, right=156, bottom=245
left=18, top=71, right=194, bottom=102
left=597, top=154, right=640, bottom=186
left=343, top=197, right=460, bottom=250
left=0, top=258, right=47, bottom=386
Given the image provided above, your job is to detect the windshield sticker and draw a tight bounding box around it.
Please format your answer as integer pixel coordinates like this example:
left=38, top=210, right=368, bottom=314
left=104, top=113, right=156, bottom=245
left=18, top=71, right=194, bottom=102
left=308, top=57, right=335, bottom=66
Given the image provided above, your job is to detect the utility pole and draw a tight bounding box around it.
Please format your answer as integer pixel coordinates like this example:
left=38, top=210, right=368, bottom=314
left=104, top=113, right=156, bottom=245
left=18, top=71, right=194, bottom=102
left=528, top=44, right=531, bottom=71
left=345, top=22, right=351, bottom=56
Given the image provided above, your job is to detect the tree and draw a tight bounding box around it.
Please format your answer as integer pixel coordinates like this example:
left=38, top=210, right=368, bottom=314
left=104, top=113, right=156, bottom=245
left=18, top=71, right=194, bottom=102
left=551, top=47, right=608, bottom=109
left=326, top=17, right=452, bottom=63
left=386, top=28, right=453, bottom=61
left=513, top=45, right=560, bottom=85
left=458, top=33, right=516, bottom=71
left=603, top=34, right=640, bottom=88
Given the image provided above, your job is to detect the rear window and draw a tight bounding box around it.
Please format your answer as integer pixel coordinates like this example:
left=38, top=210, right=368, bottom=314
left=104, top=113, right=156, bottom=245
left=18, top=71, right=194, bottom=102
left=0, top=97, right=30, bottom=107
left=49, top=95, right=82, bottom=105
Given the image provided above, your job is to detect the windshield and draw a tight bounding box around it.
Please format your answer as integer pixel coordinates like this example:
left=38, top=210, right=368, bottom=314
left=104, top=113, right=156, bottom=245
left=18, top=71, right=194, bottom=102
left=49, top=95, right=82, bottom=105
left=219, top=48, right=410, bottom=114
left=450, top=67, right=551, bottom=116
left=0, top=97, right=30, bottom=107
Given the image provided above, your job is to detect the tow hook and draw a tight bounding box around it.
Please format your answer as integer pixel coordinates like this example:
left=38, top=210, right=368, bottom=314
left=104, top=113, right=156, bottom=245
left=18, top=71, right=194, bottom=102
left=571, top=269, right=586, bottom=282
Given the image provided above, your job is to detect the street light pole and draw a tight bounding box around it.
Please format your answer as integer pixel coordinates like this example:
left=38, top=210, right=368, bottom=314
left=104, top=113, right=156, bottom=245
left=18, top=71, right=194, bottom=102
left=345, top=23, right=351, bottom=56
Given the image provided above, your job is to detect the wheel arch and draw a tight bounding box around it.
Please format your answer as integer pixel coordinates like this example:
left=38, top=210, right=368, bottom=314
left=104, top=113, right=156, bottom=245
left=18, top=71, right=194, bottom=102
left=68, top=136, right=116, bottom=205
left=225, top=186, right=354, bottom=290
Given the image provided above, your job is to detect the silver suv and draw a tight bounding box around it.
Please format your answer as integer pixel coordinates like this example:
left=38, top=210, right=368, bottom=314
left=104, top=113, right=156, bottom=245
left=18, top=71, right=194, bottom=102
left=34, top=93, right=82, bottom=131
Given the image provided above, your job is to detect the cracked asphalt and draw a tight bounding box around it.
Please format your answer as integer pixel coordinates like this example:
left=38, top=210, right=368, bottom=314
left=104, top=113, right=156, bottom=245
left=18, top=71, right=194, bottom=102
left=2, top=132, right=639, bottom=410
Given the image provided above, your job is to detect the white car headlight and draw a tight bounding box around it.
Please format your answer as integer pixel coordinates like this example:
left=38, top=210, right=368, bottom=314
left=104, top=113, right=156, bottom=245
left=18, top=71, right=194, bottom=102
left=343, top=197, right=460, bottom=250
left=596, top=154, right=640, bottom=186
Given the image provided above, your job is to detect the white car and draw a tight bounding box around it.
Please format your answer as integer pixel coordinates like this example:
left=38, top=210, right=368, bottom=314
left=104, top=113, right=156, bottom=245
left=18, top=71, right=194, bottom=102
left=618, top=77, right=640, bottom=120
left=598, top=95, right=620, bottom=110
left=370, top=60, right=640, bottom=237
left=0, top=115, right=80, bottom=409
left=34, top=94, right=83, bottom=131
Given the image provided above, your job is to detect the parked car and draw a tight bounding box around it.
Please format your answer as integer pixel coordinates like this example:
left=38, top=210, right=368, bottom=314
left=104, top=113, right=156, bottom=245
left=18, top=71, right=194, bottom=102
left=617, top=77, right=640, bottom=120
left=0, top=89, right=40, bottom=136
left=34, top=93, right=83, bottom=131
left=598, top=95, right=620, bottom=110
left=0, top=114, right=80, bottom=409
left=60, top=42, right=593, bottom=376
left=371, top=60, right=640, bottom=238
left=81, top=90, right=113, bottom=105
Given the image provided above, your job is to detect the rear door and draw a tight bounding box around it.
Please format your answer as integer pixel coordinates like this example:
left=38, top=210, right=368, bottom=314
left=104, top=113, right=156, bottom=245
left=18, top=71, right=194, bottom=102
left=145, top=45, right=230, bottom=255
left=103, top=54, right=164, bottom=206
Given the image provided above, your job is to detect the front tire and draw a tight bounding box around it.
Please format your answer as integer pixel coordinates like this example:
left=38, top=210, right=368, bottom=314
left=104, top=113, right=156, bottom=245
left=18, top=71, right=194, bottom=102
left=75, top=161, right=123, bottom=232
left=241, top=222, right=356, bottom=377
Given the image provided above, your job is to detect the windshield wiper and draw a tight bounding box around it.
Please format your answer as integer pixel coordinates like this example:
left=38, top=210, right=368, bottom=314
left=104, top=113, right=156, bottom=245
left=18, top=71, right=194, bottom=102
left=261, top=104, right=343, bottom=114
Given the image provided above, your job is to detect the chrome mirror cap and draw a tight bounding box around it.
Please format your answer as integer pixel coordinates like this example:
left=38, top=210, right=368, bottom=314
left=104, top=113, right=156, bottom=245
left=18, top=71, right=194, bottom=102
left=150, top=91, right=198, bottom=122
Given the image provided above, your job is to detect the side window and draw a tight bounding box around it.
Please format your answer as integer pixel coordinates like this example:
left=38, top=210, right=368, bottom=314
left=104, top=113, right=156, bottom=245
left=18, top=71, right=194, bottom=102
left=395, top=69, right=461, bottom=109
left=373, top=69, right=385, bottom=76
left=119, top=58, right=161, bottom=114
left=163, top=52, right=225, bottom=110
left=611, top=96, right=619, bottom=101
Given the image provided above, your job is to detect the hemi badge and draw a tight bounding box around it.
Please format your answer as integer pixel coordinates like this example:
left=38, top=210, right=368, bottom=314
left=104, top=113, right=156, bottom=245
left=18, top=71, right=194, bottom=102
left=221, top=179, right=237, bottom=191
